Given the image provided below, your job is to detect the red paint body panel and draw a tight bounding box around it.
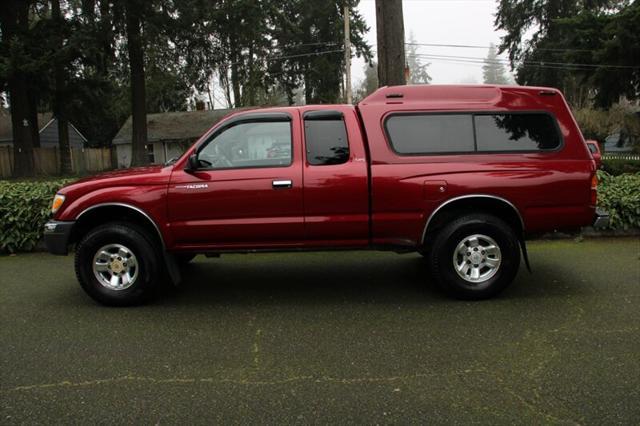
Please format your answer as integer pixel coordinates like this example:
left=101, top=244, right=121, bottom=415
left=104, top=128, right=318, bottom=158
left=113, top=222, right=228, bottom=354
left=53, top=85, right=596, bottom=253
left=167, top=108, right=305, bottom=250
left=357, top=85, right=595, bottom=246
left=298, top=105, right=369, bottom=247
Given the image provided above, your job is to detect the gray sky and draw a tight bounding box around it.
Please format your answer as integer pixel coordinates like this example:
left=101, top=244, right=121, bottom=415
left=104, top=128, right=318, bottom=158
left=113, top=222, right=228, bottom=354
left=352, top=0, right=514, bottom=86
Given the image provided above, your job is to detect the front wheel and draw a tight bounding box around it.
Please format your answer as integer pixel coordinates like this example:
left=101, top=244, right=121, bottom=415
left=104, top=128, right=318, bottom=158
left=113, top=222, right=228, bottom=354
left=74, top=222, right=162, bottom=306
left=428, top=214, right=520, bottom=300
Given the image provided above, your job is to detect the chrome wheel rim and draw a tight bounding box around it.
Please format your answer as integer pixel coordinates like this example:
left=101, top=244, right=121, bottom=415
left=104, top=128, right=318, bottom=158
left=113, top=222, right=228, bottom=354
left=453, top=234, right=501, bottom=284
left=92, top=244, right=139, bottom=291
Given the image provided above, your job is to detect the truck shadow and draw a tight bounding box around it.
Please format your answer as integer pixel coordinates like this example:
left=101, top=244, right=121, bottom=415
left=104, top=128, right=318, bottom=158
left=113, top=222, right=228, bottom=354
left=156, top=252, right=586, bottom=307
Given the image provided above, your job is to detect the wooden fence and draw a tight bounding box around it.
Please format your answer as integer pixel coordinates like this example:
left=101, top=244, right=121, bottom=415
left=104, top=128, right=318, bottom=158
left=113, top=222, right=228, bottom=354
left=602, top=153, right=640, bottom=161
left=0, top=146, right=114, bottom=178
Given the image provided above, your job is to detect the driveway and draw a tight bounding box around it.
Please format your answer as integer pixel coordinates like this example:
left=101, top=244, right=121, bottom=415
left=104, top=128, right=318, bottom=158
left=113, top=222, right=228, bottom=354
left=1, top=238, right=639, bottom=424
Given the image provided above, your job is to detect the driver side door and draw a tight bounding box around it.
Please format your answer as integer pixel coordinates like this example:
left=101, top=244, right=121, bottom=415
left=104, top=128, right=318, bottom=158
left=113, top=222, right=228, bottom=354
left=167, top=111, right=304, bottom=250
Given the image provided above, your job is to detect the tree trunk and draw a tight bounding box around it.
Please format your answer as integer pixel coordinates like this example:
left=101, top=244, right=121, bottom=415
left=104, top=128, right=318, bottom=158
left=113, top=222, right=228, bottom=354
left=230, top=38, right=242, bottom=108
left=98, top=0, right=113, bottom=77
left=27, top=88, right=40, bottom=148
left=375, top=0, right=405, bottom=87
left=51, top=0, right=72, bottom=175
left=1, top=0, right=37, bottom=177
left=9, top=75, right=35, bottom=177
left=125, top=0, right=148, bottom=166
left=247, top=45, right=255, bottom=106
left=219, top=66, right=233, bottom=108
left=82, top=0, right=95, bottom=22
left=231, top=61, right=242, bottom=108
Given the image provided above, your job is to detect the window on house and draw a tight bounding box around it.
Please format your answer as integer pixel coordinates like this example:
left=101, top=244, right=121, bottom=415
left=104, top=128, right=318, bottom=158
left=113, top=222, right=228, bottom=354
left=145, top=144, right=155, bottom=164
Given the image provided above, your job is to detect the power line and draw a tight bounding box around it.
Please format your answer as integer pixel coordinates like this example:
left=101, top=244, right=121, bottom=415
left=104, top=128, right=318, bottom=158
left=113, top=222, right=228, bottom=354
left=227, top=49, right=344, bottom=67
left=273, top=40, right=609, bottom=55
left=405, top=42, right=597, bottom=53
left=410, top=52, right=640, bottom=70
left=410, top=56, right=632, bottom=72
left=274, top=41, right=341, bottom=48
left=265, top=49, right=344, bottom=62
left=214, top=40, right=636, bottom=72
left=410, top=55, right=600, bottom=71
left=408, top=56, right=587, bottom=71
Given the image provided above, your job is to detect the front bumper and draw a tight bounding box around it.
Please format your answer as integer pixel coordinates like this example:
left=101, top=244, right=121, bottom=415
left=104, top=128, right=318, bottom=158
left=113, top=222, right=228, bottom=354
left=43, top=221, right=75, bottom=255
left=593, top=208, right=610, bottom=229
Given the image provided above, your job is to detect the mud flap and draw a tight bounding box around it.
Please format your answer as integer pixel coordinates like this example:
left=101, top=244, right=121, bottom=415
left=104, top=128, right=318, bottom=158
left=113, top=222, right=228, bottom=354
left=519, top=236, right=532, bottom=273
left=164, top=252, right=182, bottom=286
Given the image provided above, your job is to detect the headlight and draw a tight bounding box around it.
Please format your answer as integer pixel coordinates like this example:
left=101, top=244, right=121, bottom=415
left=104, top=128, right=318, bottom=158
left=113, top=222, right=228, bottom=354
left=51, top=194, right=66, bottom=214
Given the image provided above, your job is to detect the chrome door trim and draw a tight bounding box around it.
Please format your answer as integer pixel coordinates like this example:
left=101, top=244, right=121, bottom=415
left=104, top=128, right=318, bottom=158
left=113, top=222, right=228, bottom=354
left=421, top=194, right=524, bottom=245
left=77, top=202, right=166, bottom=248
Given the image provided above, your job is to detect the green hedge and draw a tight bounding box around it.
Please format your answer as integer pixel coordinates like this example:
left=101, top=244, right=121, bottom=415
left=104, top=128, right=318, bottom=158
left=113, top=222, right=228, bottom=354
left=596, top=171, right=640, bottom=230
left=601, top=159, right=640, bottom=176
left=0, top=179, right=73, bottom=253
left=1, top=172, right=639, bottom=253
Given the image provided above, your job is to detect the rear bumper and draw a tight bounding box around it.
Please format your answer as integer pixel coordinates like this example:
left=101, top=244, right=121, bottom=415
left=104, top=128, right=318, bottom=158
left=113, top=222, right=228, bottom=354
left=593, top=208, right=610, bottom=229
left=43, top=221, right=75, bottom=255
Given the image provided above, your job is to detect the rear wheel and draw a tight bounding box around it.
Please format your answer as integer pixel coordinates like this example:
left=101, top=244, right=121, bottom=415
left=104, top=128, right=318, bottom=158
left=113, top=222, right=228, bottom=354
left=75, top=222, right=162, bottom=306
left=428, top=214, right=520, bottom=300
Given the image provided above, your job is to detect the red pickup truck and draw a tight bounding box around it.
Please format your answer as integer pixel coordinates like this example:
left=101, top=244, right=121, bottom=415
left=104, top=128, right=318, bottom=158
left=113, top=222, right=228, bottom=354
left=44, top=85, right=608, bottom=305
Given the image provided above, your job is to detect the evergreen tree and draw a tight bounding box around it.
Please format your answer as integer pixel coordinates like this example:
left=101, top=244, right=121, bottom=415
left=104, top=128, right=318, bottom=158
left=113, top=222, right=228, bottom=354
left=271, top=0, right=372, bottom=104
left=1, top=0, right=374, bottom=174
left=405, top=32, right=431, bottom=85
left=482, top=44, right=509, bottom=84
left=495, top=0, right=638, bottom=107
left=0, top=0, right=41, bottom=176
left=355, top=61, right=378, bottom=102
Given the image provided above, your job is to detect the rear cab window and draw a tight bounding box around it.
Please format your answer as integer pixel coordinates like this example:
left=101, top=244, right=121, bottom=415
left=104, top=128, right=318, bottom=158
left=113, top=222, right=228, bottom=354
left=385, top=112, right=562, bottom=155
left=303, top=110, right=350, bottom=165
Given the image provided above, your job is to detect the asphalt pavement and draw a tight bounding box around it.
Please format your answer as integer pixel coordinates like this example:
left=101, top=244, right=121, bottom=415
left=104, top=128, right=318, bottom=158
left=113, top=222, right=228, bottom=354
left=1, top=238, right=639, bottom=424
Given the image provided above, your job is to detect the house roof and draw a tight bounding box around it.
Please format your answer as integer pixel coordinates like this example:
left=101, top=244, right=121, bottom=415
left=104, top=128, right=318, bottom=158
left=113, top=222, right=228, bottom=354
left=112, top=109, right=237, bottom=145
left=39, top=117, right=87, bottom=148
left=0, top=110, right=54, bottom=142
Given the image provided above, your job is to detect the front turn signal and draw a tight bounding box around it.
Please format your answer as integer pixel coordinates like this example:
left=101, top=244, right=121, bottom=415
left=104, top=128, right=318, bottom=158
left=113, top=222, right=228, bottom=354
left=51, top=194, right=66, bottom=214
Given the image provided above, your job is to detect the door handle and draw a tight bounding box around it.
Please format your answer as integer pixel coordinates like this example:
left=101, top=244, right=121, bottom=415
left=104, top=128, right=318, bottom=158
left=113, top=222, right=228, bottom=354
left=272, top=179, right=292, bottom=189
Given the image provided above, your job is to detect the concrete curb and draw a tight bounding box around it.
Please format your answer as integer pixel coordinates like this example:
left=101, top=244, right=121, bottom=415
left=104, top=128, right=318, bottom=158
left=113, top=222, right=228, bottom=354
left=536, top=227, right=640, bottom=240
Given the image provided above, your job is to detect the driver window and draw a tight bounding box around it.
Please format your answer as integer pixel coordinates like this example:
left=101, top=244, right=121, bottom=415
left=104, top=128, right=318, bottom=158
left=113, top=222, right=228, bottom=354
left=198, top=121, right=292, bottom=170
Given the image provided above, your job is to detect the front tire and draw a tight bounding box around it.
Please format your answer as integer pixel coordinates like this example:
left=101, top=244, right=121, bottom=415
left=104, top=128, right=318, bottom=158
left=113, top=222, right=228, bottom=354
left=428, top=214, right=520, bottom=300
left=75, top=222, right=162, bottom=306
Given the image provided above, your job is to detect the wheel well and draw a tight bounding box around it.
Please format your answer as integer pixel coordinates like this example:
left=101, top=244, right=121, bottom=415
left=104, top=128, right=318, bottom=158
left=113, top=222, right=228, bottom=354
left=70, top=205, right=164, bottom=249
left=422, top=196, right=524, bottom=245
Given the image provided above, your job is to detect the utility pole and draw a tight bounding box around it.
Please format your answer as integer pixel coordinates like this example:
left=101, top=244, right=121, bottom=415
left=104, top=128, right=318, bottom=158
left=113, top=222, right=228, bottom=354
left=344, top=3, right=352, bottom=104
left=375, top=0, right=406, bottom=87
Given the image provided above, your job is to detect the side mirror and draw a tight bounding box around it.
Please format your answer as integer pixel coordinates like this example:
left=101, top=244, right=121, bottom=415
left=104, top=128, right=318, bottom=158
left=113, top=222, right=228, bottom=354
left=586, top=140, right=602, bottom=169
left=184, top=154, right=199, bottom=173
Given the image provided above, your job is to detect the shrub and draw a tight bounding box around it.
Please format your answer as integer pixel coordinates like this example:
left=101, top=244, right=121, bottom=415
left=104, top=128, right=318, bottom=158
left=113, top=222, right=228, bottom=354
left=0, top=179, right=73, bottom=253
left=573, top=105, right=640, bottom=148
left=601, top=159, right=640, bottom=176
left=597, top=171, right=640, bottom=230
left=0, top=172, right=638, bottom=254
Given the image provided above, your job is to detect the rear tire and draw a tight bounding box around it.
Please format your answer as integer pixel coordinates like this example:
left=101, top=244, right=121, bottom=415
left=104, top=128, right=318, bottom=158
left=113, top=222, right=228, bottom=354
left=428, top=214, right=520, bottom=300
left=75, top=222, right=162, bottom=306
